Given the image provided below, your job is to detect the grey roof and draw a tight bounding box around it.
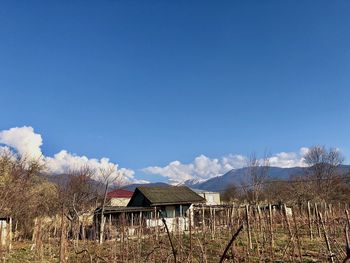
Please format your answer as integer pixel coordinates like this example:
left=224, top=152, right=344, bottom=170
left=134, top=186, right=205, bottom=206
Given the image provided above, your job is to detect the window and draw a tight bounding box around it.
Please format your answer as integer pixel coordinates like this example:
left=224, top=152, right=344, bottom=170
left=165, top=206, right=175, bottom=218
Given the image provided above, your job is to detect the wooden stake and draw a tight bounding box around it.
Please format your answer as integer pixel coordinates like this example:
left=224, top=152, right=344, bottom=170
left=292, top=208, right=303, bottom=262
left=307, top=201, right=313, bottom=240
left=189, top=209, right=192, bottom=263
left=315, top=203, right=321, bottom=238
left=202, top=205, right=205, bottom=233
left=269, top=204, right=274, bottom=259
left=99, top=182, right=109, bottom=244
left=245, top=205, right=253, bottom=250
left=213, top=207, right=216, bottom=239
left=283, top=204, right=295, bottom=259
left=318, top=212, right=334, bottom=263
left=345, top=209, right=350, bottom=228
left=59, top=205, right=66, bottom=263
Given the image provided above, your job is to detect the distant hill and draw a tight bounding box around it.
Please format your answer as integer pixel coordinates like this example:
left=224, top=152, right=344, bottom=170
left=42, top=173, right=169, bottom=193
left=43, top=173, right=70, bottom=186
left=186, top=165, right=350, bottom=192
left=42, top=173, right=109, bottom=194
left=42, top=165, right=350, bottom=194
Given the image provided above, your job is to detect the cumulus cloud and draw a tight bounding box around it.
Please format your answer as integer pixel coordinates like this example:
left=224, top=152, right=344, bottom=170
left=45, top=150, right=136, bottom=184
left=0, top=126, right=310, bottom=185
left=268, top=148, right=308, bottom=168
left=0, top=126, right=43, bottom=159
left=143, top=149, right=309, bottom=184
left=143, top=154, right=248, bottom=184
left=0, top=126, right=139, bottom=184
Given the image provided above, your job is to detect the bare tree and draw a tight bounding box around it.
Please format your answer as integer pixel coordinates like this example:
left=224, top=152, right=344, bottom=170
left=287, top=174, right=314, bottom=206
left=222, top=184, right=239, bottom=203
left=0, top=149, right=57, bottom=237
left=241, top=153, right=270, bottom=204
left=304, top=145, right=344, bottom=201
left=99, top=164, right=124, bottom=189
left=55, top=166, right=98, bottom=242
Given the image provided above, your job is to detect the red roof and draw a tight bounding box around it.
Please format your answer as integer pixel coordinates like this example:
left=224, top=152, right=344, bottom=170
left=107, top=189, right=134, bottom=198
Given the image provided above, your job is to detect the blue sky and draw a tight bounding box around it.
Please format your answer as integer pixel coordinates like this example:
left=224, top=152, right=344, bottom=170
left=0, top=1, right=350, bottom=183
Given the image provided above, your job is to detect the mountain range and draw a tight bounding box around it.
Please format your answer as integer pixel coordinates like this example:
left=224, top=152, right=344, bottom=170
left=186, top=165, right=350, bottom=192
left=124, top=165, right=350, bottom=193
left=185, top=166, right=304, bottom=192
left=44, top=165, right=350, bottom=194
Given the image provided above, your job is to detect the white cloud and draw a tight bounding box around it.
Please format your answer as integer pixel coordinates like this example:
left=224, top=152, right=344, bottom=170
left=268, top=150, right=307, bottom=168
left=143, top=149, right=309, bottom=184
left=0, top=126, right=43, bottom=159
left=143, top=154, right=248, bottom=184
left=45, top=150, right=136, bottom=185
left=0, top=126, right=137, bottom=184
left=0, top=126, right=310, bottom=185
left=299, top=147, right=310, bottom=156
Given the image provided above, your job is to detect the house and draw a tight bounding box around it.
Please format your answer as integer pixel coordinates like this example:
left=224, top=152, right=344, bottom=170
left=192, top=189, right=221, bottom=205
left=107, top=189, right=134, bottom=206
left=95, top=186, right=205, bottom=235
left=128, top=186, right=205, bottom=211
left=128, top=186, right=205, bottom=230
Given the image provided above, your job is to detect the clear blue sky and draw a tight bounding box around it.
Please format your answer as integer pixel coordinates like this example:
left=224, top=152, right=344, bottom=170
left=1, top=1, right=350, bottom=180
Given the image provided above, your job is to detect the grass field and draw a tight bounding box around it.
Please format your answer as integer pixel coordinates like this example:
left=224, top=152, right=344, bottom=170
left=2, top=204, right=349, bottom=262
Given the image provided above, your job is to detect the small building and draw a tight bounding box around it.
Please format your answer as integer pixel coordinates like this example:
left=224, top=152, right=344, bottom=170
left=192, top=189, right=221, bottom=205
left=130, top=186, right=204, bottom=212
left=128, top=186, right=205, bottom=231
left=107, top=189, right=134, bottom=206
left=95, top=186, right=205, bottom=235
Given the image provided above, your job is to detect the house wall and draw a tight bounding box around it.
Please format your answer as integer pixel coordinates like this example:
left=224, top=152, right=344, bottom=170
left=146, top=217, right=190, bottom=232
left=159, top=204, right=190, bottom=218
left=197, top=192, right=221, bottom=205
left=147, top=205, right=192, bottom=232
left=110, top=197, right=131, bottom=206
left=128, top=190, right=149, bottom=207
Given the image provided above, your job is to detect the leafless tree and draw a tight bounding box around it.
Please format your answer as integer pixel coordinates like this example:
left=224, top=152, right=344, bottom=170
left=58, top=166, right=98, bottom=223
left=0, top=149, right=57, bottom=237
left=222, top=184, right=239, bottom=203
left=287, top=174, right=315, bottom=206
left=241, top=153, right=270, bottom=204
left=304, top=145, right=344, bottom=201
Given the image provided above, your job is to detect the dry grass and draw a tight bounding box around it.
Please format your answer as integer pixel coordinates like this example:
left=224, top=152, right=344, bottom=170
left=2, top=204, right=349, bottom=262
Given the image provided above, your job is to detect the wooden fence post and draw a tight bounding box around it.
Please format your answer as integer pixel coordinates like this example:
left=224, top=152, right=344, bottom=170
left=202, top=205, right=205, bottom=233
left=99, top=182, right=109, bottom=244
left=315, top=203, right=321, bottom=238
left=245, top=204, right=252, bottom=250
left=59, top=205, right=67, bottom=263
left=292, top=207, right=303, bottom=262
left=283, top=204, right=295, bottom=259
left=189, top=209, right=192, bottom=263
left=318, top=212, right=334, bottom=263
left=307, top=201, right=313, bottom=240
left=269, top=204, right=274, bottom=259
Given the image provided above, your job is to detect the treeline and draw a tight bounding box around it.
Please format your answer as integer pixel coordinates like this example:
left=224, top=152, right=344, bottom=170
left=0, top=149, right=110, bottom=238
left=223, top=146, right=350, bottom=205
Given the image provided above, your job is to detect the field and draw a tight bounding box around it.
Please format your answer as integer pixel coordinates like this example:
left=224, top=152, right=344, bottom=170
left=1, top=202, right=350, bottom=263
